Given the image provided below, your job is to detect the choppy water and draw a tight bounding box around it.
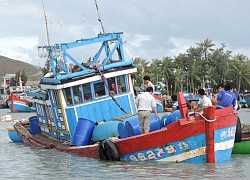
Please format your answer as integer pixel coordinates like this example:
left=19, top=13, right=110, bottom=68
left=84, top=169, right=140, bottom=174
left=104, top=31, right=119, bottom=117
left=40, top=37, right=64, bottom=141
left=1, top=108, right=250, bottom=179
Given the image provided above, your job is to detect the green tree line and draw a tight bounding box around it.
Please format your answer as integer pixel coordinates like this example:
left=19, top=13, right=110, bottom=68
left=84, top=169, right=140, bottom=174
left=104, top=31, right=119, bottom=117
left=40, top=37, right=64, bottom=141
left=10, top=70, right=28, bottom=86
left=132, top=39, right=250, bottom=95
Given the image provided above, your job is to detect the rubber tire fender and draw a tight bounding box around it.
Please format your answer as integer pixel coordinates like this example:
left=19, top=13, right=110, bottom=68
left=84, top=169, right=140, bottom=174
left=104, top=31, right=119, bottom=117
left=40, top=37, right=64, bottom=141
left=98, top=141, right=109, bottom=160
left=104, top=140, right=120, bottom=161
left=234, top=117, right=242, bottom=143
left=28, top=102, right=33, bottom=107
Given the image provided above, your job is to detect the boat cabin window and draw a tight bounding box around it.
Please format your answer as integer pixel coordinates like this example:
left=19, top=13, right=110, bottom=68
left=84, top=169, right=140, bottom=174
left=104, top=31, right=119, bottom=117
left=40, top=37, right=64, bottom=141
left=107, top=77, right=117, bottom=94
left=83, top=83, right=92, bottom=101
left=72, top=85, right=83, bottom=104
left=117, top=75, right=126, bottom=93
left=94, top=81, right=106, bottom=98
left=63, top=87, right=73, bottom=105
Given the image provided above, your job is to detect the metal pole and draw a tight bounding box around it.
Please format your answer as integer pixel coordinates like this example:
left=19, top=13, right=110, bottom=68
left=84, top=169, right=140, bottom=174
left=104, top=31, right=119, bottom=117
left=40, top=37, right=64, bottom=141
left=41, top=0, right=50, bottom=46
left=94, top=0, right=105, bottom=34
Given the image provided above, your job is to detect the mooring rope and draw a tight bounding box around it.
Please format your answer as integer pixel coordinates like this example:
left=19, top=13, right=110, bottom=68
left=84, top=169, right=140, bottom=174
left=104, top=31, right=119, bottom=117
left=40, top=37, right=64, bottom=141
left=197, top=113, right=217, bottom=122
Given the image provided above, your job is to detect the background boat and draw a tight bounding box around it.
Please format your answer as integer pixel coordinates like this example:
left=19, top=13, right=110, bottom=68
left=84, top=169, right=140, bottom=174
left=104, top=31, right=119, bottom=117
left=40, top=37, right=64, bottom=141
left=243, top=91, right=250, bottom=108
left=7, top=127, right=23, bottom=143
left=6, top=93, right=36, bottom=113
left=0, top=94, right=8, bottom=109
left=0, top=100, right=8, bottom=109
left=232, top=123, right=250, bottom=154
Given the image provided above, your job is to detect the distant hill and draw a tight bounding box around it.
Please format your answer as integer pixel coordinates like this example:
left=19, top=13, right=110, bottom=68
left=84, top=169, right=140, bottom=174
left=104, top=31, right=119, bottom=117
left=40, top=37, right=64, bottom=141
left=0, top=55, right=43, bottom=85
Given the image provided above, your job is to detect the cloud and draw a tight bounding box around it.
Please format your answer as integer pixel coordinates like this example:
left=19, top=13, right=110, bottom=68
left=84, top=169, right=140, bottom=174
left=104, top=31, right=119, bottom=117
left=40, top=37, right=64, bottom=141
left=1, top=0, right=250, bottom=67
left=0, top=36, right=44, bottom=65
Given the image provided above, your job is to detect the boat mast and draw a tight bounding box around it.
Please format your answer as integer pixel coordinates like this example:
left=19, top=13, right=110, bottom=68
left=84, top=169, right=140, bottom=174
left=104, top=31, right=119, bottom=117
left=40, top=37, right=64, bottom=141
left=41, top=0, right=50, bottom=46
left=94, top=0, right=105, bottom=34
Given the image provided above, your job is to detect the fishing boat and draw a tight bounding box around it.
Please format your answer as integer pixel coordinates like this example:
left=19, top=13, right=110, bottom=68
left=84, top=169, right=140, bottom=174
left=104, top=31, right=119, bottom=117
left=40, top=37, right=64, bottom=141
left=0, top=100, right=8, bottom=109
left=232, top=123, right=250, bottom=154
left=0, top=94, right=8, bottom=109
left=10, top=29, right=239, bottom=163
left=6, top=93, right=36, bottom=113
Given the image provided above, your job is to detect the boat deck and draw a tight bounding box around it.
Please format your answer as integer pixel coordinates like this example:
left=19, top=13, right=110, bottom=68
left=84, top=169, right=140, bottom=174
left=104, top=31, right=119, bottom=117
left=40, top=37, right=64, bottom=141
left=14, top=122, right=70, bottom=148
left=34, top=132, right=71, bottom=148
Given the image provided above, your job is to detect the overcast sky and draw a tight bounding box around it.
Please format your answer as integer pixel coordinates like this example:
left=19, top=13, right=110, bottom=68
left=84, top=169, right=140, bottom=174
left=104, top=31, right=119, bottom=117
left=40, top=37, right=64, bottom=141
left=1, top=0, right=250, bottom=67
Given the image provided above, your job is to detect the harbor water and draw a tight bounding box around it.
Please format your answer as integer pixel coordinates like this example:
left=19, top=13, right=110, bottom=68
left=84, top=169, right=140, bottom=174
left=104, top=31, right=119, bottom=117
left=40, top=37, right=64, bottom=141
left=1, top=108, right=250, bottom=179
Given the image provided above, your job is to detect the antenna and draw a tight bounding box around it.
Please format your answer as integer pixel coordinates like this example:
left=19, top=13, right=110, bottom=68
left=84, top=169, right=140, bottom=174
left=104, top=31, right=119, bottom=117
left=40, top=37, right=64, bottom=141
left=94, top=0, right=105, bottom=34
left=41, top=0, right=50, bottom=46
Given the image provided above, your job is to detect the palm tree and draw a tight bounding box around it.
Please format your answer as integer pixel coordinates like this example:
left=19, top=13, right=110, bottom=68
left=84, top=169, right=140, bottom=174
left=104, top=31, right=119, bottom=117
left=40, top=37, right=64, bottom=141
left=132, top=57, right=149, bottom=86
left=186, top=46, right=203, bottom=93
left=229, top=54, right=250, bottom=92
left=196, top=39, right=215, bottom=88
left=148, top=58, right=162, bottom=84
left=172, top=68, right=183, bottom=93
left=160, top=57, right=174, bottom=95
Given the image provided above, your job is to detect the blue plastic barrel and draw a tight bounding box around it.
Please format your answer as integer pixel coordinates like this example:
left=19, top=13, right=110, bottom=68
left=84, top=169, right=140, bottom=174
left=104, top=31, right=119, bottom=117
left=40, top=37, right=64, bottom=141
left=125, top=116, right=141, bottom=137
left=170, top=110, right=181, bottom=123
left=118, top=122, right=128, bottom=139
left=156, top=99, right=163, bottom=113
left=160, top=113, right=172, bottom=127
left=92, top=121, right=120, bottom=142
left=125, top=113, right=161, bottom=137
left=29, top=116, right=41, bottom=134
left=71, top=118, right=95, bottom=146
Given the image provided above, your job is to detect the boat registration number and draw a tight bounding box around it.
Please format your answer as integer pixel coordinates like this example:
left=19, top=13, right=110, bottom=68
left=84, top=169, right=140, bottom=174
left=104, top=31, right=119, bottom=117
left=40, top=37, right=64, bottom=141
left=128, top=142, right=189, bottom=162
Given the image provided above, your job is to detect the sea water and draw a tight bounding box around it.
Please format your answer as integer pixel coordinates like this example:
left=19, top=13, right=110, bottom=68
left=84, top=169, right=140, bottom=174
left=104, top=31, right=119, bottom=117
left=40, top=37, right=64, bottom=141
left=1, top=108, right=250, bottom=179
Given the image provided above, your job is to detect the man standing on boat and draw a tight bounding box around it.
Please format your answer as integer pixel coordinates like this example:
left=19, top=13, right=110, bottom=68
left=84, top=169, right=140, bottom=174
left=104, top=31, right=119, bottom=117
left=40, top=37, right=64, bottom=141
left=141, top=75, right=155, bottom=92
left=231, top=82, right=240, bottom=110
left=135, top=87, right=158, bottom=134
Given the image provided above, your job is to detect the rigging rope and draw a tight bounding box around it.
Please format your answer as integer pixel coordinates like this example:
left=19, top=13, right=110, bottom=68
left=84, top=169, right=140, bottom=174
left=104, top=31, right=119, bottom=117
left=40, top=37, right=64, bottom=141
left=82, top=63, right=128, bottom=114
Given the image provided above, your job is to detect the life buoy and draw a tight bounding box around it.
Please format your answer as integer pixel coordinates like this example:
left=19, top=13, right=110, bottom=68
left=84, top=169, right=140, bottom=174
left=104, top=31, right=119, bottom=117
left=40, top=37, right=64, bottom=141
left=234, top=117, right=242, bottom=143
left=98, top=140, right=120, bottom=161
left=28, top=102, right=33, bottom=107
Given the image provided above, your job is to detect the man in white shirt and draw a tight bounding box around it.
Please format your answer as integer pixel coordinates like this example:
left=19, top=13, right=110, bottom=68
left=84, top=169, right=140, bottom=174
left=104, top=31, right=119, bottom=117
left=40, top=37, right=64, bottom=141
left=135, top=87, right=158, bottom=134
left=190, top=89, right=212, bottom=114
left=141, top=75, right=155, bottom=92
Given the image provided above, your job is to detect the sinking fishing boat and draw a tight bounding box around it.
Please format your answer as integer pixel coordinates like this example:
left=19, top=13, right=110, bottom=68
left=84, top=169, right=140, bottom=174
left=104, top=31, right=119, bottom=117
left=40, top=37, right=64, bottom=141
left=9, top=30, right=239, bottom=164
left=6, top=93, right=36, bottom=113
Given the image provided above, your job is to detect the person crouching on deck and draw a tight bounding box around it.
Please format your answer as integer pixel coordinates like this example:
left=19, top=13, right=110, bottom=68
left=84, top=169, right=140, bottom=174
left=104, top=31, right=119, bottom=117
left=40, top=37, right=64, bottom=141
left=190, top=88, right=212, bottom=115
left=135, top=87, right=158, bottom=134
